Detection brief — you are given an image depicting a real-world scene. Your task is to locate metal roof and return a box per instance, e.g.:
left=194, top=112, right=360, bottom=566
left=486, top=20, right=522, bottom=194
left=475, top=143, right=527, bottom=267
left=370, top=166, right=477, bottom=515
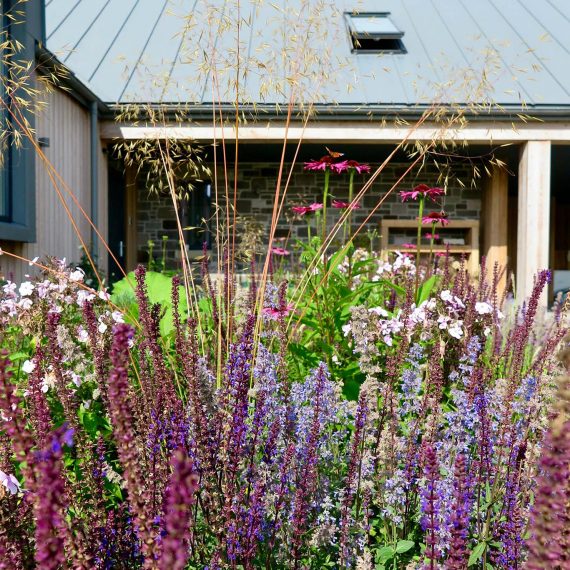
left=45, top=0, right=570, bottom=110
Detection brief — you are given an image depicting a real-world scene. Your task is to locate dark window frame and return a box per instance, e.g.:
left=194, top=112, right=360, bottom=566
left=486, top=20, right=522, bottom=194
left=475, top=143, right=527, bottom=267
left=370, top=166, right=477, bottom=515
left=181, top=182, right=212, bottom=250
left=344, top=12, right=407, bottom=54
left=0, top=0, right=37, bottom=241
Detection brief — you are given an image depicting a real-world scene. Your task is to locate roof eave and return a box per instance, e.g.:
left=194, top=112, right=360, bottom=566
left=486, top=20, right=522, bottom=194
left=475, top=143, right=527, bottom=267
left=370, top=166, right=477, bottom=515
left=104, top=101, right=570, bottom=123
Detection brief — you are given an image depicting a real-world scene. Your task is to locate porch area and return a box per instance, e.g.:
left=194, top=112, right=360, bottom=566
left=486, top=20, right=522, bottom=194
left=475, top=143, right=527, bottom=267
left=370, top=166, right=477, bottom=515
left=103, top=128, right=570, bottom=306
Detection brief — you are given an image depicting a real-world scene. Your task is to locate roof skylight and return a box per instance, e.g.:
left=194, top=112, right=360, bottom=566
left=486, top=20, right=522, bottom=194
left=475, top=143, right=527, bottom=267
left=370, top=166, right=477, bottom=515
left=345, top=12, right=406, bottom=54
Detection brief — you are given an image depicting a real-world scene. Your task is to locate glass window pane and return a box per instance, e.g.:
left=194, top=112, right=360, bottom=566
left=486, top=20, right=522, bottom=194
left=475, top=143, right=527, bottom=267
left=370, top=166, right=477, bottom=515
left=347, top=13, right=404, bottom=39
left=0, top=167, right=7, bottom=219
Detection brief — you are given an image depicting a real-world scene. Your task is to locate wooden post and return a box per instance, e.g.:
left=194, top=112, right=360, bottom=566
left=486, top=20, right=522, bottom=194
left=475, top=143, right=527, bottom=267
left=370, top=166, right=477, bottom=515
left=482, top=166, right=508, bottom=291
left=517, top=141, right=551, bottom=305
left=125, top=164, right=138, bottom=271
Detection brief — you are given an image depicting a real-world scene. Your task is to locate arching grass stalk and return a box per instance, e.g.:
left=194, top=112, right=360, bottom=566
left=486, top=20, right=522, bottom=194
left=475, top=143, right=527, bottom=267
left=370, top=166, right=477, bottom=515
left=415, top=195, right=425, bottom=294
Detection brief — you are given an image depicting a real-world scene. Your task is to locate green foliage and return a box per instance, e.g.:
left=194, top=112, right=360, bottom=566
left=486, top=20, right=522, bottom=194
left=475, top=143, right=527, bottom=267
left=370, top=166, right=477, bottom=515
left=289, top=239, right=396, bottom=399
left=111, top=270, right=188, bottom=337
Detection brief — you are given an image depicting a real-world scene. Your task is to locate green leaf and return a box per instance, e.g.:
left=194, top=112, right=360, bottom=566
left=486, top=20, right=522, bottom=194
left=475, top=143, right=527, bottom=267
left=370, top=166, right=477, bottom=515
left=468, top=542, right=487, bottom=566
left=376, top=546, right=395, bottom=564
left=379, top=279, right=406, bottom=297
left=395, top=540, right=415, bottom=554
left=341, top=376, right=361, bottom=401
left=8, top=352, right=28, bottom=362
left=416, top=275, right=440, bottom=305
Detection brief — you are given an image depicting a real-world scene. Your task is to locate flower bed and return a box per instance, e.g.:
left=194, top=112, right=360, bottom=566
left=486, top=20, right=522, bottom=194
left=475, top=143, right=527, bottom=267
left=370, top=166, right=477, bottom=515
left=0, top=157, right=568, bottom=568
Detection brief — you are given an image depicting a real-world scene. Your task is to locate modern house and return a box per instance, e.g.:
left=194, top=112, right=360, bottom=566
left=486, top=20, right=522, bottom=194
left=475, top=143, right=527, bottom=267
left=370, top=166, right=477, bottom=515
left=1, top=0, right=569, bottom=304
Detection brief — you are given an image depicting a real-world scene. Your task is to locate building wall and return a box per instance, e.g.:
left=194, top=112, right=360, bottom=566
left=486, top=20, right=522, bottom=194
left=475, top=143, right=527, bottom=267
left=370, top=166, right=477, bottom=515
left=136, top=161, right=481, bottom=268
left=0, top=87, right=108, bottom=282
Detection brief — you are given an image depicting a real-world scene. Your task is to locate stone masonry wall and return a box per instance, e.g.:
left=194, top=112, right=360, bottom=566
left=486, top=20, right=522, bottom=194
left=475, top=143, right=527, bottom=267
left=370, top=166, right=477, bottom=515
left=137, top=161, right=482, bottom=267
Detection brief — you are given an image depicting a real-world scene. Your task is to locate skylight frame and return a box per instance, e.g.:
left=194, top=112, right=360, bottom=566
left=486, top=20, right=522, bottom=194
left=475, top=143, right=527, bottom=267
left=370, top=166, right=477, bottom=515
left=344, top=12, right=407, bottom=54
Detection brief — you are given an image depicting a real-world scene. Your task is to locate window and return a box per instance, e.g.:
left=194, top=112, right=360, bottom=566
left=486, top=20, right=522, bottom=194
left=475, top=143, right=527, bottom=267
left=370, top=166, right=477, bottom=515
left=0, top=0, right=37, bottom=241
left=0, top=163, right=8, bottom=222
left=180, top=183, right=212, bottom=250
left=0, top=2, right=9, bottom=222
left=345, top=12, right=406, bottom=54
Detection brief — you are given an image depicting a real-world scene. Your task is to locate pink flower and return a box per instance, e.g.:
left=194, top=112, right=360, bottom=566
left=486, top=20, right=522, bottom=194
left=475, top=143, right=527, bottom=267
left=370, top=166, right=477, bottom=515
left=271, top=247, right=290, bottom=256
left=346, top=160, right=371, bottom=174
left=330, top=160, right=350, bottom=174
left=329, top=159, right=371, bottom=175
left=292, top=203, right=323, bottom=216
left=402, top=243, right=416, bottom=249
left=262, top=304, right=295, bottom=319
left=304, top=148, right=350, bottom=173
left=400, top=184, right=445, bottom=202
left=332, top=199, right=360, bottom=210
left=425, top=233, right=440, bottom=239
left=422, top=211, right=449, bottom=226
left=304, top=156, right=334, bottom=171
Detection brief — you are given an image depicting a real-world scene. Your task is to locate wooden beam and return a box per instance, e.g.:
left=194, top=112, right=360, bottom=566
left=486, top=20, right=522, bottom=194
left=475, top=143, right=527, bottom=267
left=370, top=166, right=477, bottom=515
left=125, top=165, right=138, bottom=271
left=100, top=120, right=570, bottom=143
left=517, top=141, right=551, bottom=305
left=482, top=166, right=509, bottom=290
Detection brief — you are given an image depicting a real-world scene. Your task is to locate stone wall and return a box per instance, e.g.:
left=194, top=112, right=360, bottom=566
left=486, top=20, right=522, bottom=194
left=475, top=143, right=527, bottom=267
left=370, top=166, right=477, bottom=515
left=136, top=161, right=482, bottom=267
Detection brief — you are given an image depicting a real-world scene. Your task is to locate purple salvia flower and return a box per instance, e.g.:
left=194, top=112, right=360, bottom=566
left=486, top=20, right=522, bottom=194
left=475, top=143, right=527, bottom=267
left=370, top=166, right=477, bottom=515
left=33, top=428, right=73, bottom=570
left=339, top=390, right=369, bottom=567
left=444, top=454, right=471, bottom=569
left=157, top=449, right=198, bottom=570
left=200, top=245, right=224, bottom=351
left=106, top=323, right=155, bottom=562
left=0, top=520, right=24, bottom=570
left=27, top=346, right=52, bottom=447
left=241, top=476, right=270, bottom=563
left=421, top=445, right=441, bottom=570
left=474, top=387, right=494, bottom=479
left=82, top=300, right=109, bottom=403
left=399, top=343, right=424, bottom=418
left=265, top=440, right=296, bottom=560
left=220, top=315, right=256, bottom=560
left=45, top=311, right=78, bottom=427
left=507, top=270, right=550, bottom=382
left=134, top=265, right=176, bottom=409
left=525, top=376, right=570, bottom=569
left=290, top=363, right=329, bottom=564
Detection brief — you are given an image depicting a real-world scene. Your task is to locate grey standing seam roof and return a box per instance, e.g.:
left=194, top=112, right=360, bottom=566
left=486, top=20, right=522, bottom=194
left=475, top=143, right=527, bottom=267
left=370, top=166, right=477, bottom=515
left=45, top=0, right=570, bottom=109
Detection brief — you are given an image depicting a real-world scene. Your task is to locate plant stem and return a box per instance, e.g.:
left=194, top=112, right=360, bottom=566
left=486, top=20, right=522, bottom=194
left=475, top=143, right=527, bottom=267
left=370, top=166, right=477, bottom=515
left=346, top=169, right=355, bottom=242
left=415, top=196, right=425, bottom=294
left=321, top=168, right=331, bottom=288
left=427, top=222, right=436, bottom=278
left=322, top=168, right=330, bottom=244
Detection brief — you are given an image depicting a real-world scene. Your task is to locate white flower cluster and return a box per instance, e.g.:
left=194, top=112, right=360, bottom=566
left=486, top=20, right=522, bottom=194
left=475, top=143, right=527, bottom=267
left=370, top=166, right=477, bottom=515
left=338, top=249, right=416, bottom=288
left=344, top=285, right=507, bottom=363
left=0, top=469, right=21, bottom=495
